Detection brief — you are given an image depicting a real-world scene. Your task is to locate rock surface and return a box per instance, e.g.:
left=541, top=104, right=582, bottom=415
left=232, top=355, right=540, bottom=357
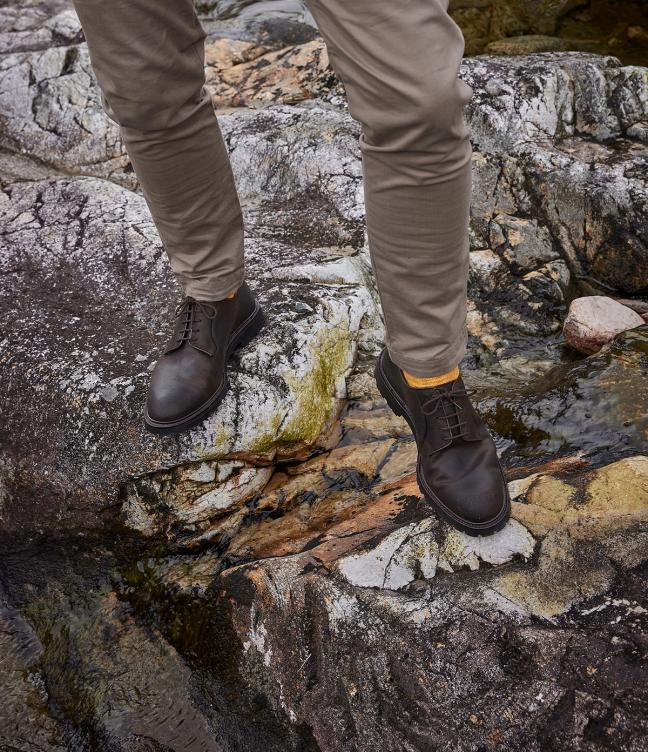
left=563, top=295, right=645, bottom=353
left=2, top=45, right=647, bottom=535
left=1, top=2, right=648, bottom=750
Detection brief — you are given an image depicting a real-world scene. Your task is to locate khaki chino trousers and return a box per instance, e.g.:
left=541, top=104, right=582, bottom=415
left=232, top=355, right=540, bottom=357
left=72, top=0, right=474, bottom=377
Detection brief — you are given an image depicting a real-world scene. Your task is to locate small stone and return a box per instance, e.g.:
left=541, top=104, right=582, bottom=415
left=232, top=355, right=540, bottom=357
left=469, top=249, right=504, bottom=292
left=294, top=301, right=314, bottom=314
left=562, top=296, right=644, bottom=355
left=626, top=121, right=648, bottom=142
left=99, top=385, right=118, bottom=403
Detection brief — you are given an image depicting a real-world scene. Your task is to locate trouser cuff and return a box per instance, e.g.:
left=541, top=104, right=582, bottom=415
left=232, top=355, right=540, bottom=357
left=387, top=327, right=467, bottom=379
left=181, top=271, right=245, bottom=302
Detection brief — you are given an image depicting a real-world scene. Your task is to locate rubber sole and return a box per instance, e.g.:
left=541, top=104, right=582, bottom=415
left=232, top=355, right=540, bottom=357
left=144, top=304, right=266, bottom=436
left=375, top=352, right=511, bottom=537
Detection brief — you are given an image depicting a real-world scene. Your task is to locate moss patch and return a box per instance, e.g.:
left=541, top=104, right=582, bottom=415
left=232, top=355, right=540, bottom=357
left=251, top=322, right=351, bottom=451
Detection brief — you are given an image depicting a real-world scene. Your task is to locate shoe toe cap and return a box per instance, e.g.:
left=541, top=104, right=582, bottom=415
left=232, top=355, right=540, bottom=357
left=145, top=355, right=221, bottom=425
left=420, top=448, right=510, bottom=531
left=437, top=476, right=509, bottom=527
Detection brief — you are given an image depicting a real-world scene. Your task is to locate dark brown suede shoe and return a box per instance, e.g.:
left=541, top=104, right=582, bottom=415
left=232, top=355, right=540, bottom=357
left=144, top=282, right=265, bottom=435
left=375, top=348, right=510, bottom=536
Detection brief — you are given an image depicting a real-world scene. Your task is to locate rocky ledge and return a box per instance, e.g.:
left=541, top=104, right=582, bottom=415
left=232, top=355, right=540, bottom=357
left=1, top=4, right=647, bottom=751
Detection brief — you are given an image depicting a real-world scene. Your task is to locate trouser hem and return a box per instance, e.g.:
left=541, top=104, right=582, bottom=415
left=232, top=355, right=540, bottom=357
left=387, top=327, right=467, bottom=378
left=182, top=271, right=245, bottom=302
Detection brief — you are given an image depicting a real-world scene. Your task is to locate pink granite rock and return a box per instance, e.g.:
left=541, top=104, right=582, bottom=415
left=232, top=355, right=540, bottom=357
left=563, top=296, right=645, bottom=354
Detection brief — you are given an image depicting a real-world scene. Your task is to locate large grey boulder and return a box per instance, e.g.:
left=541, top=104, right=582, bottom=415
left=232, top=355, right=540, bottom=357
left=2, top=41, right=646, bottom=294
left=0, top=3, right=82, bottom=55
left=0, top=43, right=130, bottom=186
left=0, top=174, right=377, bottom=535
left=464, top=52, right=648, bottom=293
left=2, top=42, right=647, bottom=535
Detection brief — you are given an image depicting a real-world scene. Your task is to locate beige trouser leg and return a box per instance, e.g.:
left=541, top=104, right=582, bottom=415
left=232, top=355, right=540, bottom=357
left=72, top=0, right=245, bottom=302
left=72, top=0, right=473, bottom=377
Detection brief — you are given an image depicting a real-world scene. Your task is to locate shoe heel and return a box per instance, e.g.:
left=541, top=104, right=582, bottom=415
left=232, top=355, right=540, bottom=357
left=374, top=357, right=405, bottom=419
left=233, top=307, right=266, bottom=352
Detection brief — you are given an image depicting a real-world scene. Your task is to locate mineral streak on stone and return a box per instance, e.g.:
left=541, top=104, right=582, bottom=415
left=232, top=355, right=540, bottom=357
left=206, top=37, right=335, bottom=108
left=336, top=518, right=536, bottom=590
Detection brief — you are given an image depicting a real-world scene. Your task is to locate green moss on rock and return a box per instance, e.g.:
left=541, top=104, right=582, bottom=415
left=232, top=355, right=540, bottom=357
left=250, top=323, right=351, bottom=452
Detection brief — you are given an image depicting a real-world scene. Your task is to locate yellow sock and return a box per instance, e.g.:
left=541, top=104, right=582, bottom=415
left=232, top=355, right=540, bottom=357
left=402, top=366, right=460, bottom=389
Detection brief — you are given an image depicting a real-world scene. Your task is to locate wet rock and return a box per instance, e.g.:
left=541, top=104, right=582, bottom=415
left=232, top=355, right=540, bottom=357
left=345, top=370, right=381, bottom=400
left=511, top=455, right=648, bottom=539
left=26, top=586, right=221, bottom=751
left=201, top=458, right=647, bottom=748
left=563, top=295, right=645, bottom=354
left=451, top=0, right=646, bottom=65
left=3, top=445, right=648, bottom=749
left=474, top=325, right=648, bottom=464
left=469, top=248, right=504, bottom=293
left=485, top=34, right=570, bottom=55
left=0, top=586, right=67, bottom=751
left=339, top=400, right=410, bottom=443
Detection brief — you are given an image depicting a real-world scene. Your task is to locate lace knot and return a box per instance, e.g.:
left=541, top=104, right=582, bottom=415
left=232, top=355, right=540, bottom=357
left=174, top=298, right=217, bottom=346
left=421, top=383, right=469, bottom=442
